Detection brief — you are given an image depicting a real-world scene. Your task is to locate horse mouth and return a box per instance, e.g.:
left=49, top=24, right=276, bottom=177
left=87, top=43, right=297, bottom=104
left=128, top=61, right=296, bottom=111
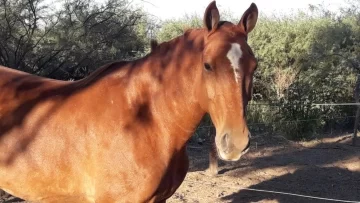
left=241, top=145, right=250, bottom=156
left=215, top=140, right=250, bottom=162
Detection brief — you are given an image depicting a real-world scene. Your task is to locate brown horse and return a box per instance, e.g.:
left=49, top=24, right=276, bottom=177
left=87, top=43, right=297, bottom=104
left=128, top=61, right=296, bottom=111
left=0, top=1, right=258, bottom=202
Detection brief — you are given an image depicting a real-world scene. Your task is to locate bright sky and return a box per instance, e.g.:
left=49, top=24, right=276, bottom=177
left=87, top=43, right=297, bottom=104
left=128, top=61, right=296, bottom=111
left=133, top=0, right=346, bottom=20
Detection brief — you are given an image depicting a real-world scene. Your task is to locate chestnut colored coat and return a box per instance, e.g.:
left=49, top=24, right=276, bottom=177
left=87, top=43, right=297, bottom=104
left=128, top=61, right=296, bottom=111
left=0, top=1, right=259, bottom=202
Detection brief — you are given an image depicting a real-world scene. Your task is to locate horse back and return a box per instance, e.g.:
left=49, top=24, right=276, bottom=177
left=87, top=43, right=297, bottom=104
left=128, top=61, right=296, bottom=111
left=0, top=66, right=98, bottom=200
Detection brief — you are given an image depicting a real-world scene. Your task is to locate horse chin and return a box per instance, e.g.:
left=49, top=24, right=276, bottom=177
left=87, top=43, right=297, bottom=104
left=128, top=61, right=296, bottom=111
left=216, top=148, right=246, bottom=162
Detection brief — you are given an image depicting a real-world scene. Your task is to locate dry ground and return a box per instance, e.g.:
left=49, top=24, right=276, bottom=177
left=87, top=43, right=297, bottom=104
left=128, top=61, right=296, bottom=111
left=169, top=134, right=360, bottom=203
left=1, top=134, right=359, bottom=203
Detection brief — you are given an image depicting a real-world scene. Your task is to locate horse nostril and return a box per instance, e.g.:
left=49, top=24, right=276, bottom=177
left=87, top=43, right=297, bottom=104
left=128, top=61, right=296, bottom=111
left=221, top=133, right=230, bottom=149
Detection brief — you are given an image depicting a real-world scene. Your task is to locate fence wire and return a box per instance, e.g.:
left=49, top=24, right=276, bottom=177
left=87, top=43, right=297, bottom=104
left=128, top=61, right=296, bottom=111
left=193, top=101, right=358, bottom=141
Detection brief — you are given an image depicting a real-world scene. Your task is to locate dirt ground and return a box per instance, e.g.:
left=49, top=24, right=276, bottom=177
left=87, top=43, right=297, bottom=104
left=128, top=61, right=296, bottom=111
left=169, top=134, right=360, bottom=203
left=1, top=134, right=359, bottom=203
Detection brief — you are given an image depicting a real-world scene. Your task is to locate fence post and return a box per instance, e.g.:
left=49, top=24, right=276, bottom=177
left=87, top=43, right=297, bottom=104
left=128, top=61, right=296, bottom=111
left=353, top=108, right=359, bottom=146
left=352, top=74, right=360, bottom=146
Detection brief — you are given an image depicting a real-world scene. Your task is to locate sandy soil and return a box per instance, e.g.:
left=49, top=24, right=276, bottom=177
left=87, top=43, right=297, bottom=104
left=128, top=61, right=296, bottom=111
left=1, top=134, right=359, bottom=203
left=169, top=134, right=360, bottom=203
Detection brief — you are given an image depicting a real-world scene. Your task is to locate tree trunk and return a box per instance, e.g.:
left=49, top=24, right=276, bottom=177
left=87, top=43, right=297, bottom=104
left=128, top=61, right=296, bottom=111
left=208, top=123, right=218, bottom=175
left=352, top=74, right=360, bottom=146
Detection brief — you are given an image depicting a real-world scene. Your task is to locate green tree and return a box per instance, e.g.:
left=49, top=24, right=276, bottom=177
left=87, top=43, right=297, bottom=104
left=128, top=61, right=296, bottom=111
left=155, top=14, right=202, bottom=42
left=154, top=3, right=360, bottom=140
left=0, top=0, right=151, bottom=80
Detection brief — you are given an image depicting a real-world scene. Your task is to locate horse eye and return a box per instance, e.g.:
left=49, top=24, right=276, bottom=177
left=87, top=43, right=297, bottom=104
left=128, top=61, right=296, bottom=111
left=204, top=63, right=212, bottom=71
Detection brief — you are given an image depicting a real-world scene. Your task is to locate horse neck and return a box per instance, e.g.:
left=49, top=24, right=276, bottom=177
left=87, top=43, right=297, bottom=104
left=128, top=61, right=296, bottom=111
left=149, top=29, right=206, bottom=149
left=84, top=29, right=207, bottom=151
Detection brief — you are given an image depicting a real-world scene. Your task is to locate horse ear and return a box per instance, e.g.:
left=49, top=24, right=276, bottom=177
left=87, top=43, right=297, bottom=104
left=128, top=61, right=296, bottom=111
left=203, top=1, right=220, bottom=32
left=238, top=3, right=258, bottom=34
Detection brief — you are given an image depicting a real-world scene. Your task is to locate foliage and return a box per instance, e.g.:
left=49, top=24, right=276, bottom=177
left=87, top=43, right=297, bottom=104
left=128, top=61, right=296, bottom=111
left=156, top=2, right=360, bottom=140
left=155, top=14, right=202, bottom=42
left=0, top=0, right=152, bottom=80
left=1, top=0, right=360, bottom=140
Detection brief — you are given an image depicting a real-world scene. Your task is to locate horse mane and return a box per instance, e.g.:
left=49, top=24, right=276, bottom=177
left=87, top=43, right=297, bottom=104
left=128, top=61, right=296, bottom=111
left=73, top=23, right=231, bottom=88
left=148, top=28, right=203, bottom=55
left=74, top=60, right=128, bottom=87
left=150, top=39, right=158, bottom=52
left=75, top=37, right=173, bottom=88
left=149, top=21, right=230, bottom=54
left=147, top=37, right=180, bottom=55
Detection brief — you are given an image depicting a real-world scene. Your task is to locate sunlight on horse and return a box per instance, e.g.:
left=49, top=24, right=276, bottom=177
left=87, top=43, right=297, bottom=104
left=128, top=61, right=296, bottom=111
left=0, top=1, right=258, bottom=202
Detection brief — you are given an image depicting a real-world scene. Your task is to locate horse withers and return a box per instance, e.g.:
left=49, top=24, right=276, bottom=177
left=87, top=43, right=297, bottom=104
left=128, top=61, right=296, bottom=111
left=0, top=1, right=258, bottom=202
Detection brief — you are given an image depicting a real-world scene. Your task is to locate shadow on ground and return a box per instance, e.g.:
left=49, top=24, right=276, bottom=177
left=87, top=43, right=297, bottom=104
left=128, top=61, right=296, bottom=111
left=186, top=134, right=360, bottom=202
left=221, top=166, right=360, bottom=203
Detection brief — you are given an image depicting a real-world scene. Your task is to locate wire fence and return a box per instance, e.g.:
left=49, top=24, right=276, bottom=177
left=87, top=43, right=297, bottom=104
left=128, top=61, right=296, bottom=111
left=187, top=102, right=360, bottom=203
left=193, top=101, right=358, bottom=142
left=181, top=179, right=360, bottom=203
left=196, top=116, right=356, bottom=128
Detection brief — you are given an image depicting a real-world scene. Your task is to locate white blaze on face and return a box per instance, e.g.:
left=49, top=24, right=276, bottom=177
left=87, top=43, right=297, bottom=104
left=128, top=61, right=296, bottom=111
left=226, top=43, right=242, bottom=84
